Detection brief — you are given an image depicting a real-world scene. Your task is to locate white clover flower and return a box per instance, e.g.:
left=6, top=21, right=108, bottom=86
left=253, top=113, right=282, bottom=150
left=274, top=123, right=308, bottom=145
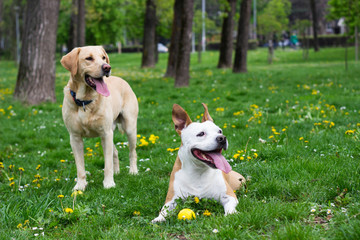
left=212, top=229, right=219, bottom=233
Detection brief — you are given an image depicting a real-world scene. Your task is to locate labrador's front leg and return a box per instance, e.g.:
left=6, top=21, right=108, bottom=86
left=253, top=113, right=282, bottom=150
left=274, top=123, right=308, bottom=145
left=70, top=134, right=88, bottom=191
left=102, top=131, right=116, bottom=189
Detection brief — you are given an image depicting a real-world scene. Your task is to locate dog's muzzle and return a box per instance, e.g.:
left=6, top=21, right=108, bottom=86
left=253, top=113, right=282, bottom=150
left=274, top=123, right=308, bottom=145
left=216, top=135, right=227, bottom=150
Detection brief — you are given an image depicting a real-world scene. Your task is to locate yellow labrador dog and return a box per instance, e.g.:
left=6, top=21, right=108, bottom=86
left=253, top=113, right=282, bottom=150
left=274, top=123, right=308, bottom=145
left=61, top=46, right=138, bottom=190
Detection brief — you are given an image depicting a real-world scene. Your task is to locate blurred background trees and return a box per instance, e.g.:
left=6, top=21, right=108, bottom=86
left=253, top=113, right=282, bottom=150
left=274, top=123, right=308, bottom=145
left=0, top=0, right=357, bottom=102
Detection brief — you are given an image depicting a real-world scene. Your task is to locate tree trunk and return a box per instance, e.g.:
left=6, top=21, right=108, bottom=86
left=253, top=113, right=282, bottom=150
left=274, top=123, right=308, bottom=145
left=233, top=0, right=251, bottom=73
left=77, top=0, right=85, bottom=47
left=141, top=0, right=156, bottom=68
left=0, top=0, right=3, bottom=52
left=309, top=0, right=319, bottom=52
left=68, top=0, right=85, bottom=50
left=174, top=0, right=194, bottom=87
left=164, top=0, right=182, bottom=78
left=198, top=32, right=202, bottom=63
left=14, top=0, right=60, bottom=104
left=217, top=0, right=236, bottom=69
left=268, top=39, right=273, bottom=64
left=355, top=26, right=358, bottom=61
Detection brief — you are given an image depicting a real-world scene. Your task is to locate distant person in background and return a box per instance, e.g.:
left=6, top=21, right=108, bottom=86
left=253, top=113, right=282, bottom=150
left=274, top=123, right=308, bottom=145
left=280, top=31, right=289, bottom=49
left=290, top=33, right=299, bottom=49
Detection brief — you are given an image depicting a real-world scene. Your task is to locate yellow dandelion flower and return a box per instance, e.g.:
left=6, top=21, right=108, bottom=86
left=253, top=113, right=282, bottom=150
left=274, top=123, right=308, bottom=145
left=9, top=182, right=15, bottom=187
left=65, top=208, right=73, bottom=213
left=36, top=165, right=41, bottom=170
left=299, top=137, right=304, bottom=141
left=253, top=153, right=258, bottom=158
left=194, top=197, right=200, bottom=204
left=240, top=156, right=244, bottom=161
left=18, top=167, right=24, bottom=172
left=24, top=220, right=29, bottom=225
left=203, top=210, right=211, bottom=216
left=60, top=160, right=66, bottom=163
left=133, top=210, right=140, bottom=216
left=233, top=153, right=240, bottom=159
left=17, top=223, right=22, bottom=229
left=269, top=135, right=274, bottom=139
left=71, top=190, right=83, bottom=197
left=58, top=194, right=64, bottom=199
left=8, top=177, right=14, bottom=182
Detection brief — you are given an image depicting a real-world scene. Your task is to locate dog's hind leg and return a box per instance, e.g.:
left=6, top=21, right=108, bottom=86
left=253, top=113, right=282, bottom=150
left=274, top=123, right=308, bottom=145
left=113, top=143, right=120, bottom=174
left=119, top=118, right=138, bottom=175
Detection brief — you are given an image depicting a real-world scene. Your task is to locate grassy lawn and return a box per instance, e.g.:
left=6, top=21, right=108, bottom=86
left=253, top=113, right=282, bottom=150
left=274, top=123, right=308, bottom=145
left=0, top=47, right=359, bottom=239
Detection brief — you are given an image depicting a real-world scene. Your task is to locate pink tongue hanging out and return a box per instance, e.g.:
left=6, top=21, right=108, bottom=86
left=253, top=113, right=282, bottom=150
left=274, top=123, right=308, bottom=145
left=206, top=152, right=232, bottom=174
left=94, top=78, right=110, bottom=97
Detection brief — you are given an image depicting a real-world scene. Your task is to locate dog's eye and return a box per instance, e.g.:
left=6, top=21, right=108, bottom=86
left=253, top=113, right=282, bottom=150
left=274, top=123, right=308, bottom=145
left=86, top=56, right=93, bottom=61
left=197, top=132, right=205, bottom=137
left=102, top=56, right=106, bottom=60
left=218, top=130, right=222, bottom=134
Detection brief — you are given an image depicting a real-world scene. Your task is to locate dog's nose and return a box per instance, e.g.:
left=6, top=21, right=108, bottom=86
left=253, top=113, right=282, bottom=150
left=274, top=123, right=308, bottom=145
left=102, top=63, right=111, bottom=73
left=216, top=135, right=227, bottom=145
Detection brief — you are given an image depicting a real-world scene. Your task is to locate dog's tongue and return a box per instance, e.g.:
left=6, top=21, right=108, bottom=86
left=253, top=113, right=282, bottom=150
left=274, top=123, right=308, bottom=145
left=94, top=78, right=110, bottom=97
left=207, top=152, right=232, bottom=174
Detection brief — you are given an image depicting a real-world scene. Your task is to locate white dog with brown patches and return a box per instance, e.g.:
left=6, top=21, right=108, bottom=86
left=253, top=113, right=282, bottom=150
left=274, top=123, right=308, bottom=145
left=152, top=104, right=245, bottom=222
left=60, top=46, right=138, bottom=191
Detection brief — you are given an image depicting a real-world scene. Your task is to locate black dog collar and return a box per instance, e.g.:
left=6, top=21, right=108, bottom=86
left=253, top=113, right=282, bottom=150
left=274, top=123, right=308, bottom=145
left=70, top=89, right=93, bottom=111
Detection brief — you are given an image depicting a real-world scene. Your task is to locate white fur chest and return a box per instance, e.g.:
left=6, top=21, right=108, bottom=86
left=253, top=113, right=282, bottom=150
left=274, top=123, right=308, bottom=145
left=173, top=167, right=227, bottom=200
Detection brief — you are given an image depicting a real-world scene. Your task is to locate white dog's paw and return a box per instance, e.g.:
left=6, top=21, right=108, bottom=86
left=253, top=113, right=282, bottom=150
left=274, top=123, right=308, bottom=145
left=151, top=215, right=166, bottom=223
left=224, top=208, right=237, bottom=216
left=103, top=179, right=116, bottom=189
left=129, top=167, right=138, bottom=175
left=73, top=181, right=88, bottom=191
left=114, top=168, right=120, bottom=175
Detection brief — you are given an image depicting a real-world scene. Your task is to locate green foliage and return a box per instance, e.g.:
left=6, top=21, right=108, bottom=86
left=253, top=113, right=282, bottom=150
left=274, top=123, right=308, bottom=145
left=0, top=48, right=360, bottom=238
left=328, top=0, right=360, bottom=36
left=257, top=0, right=291, bottom=38
left=156, top=0, right=174, bottom=40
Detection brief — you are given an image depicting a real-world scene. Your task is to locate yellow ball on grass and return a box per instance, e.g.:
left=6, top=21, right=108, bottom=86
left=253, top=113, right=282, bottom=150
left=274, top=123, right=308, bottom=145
left=177, top=208, right=196, bottom=220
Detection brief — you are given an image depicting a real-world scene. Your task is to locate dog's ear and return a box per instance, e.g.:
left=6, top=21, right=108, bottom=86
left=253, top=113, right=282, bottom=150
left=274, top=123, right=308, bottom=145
left=201, top=103, right=214, bottom=122
left=101, top=46, right=110, bottom=64
left=172, top=104, right=192, bottom=134
left=61, top=47, right=80, bottom=76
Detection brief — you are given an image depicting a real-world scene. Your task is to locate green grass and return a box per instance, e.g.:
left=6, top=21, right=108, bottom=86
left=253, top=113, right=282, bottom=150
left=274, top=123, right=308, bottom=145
left=1, top=47, right=360, bottom=239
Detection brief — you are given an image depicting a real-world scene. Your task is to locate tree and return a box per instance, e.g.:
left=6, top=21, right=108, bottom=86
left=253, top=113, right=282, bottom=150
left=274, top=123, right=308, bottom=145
left=257, top=0, right=291, bottom=64
left=67, top=0, right=85, bottom=50
left=164, top=0, right=182, bottom=78
left=174, top=0, right=194, bottom=87
left=14, top=0, right=60, bottom=104
left=328, top=0, right=360, bottom=62
left=233, top=0, right=251, bottom=73
left=141, top=0, right=157, bottom=68
left=309, top=0, right=319, bottom=52
left=218, top=0, right=236, bottom=68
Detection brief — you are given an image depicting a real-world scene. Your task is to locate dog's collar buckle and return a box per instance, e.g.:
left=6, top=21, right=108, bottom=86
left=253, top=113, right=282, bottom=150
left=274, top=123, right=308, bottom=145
left=70, top=89, right=93, bottom=112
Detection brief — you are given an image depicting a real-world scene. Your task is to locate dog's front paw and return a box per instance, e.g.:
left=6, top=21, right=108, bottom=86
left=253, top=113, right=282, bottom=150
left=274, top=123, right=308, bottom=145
left=224, top=208, right=237, bottom=216
left=129, top=167, right=138, bottom=175
left=73, top=181, right=88, bottom=191
left=151, top=215, right=166, bottom=223
left=103, top=179, right=116, bottom=189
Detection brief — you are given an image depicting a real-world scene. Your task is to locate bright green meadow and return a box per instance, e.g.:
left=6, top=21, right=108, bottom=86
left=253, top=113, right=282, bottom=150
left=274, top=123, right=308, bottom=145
left=0, top=48, right=359, bottom=239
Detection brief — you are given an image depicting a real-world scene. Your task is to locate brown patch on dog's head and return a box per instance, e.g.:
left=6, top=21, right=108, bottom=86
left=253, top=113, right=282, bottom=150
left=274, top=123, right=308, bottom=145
left=172, top=104, right=192, bottom=135
left=201, top=103, right=213, bottom=122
